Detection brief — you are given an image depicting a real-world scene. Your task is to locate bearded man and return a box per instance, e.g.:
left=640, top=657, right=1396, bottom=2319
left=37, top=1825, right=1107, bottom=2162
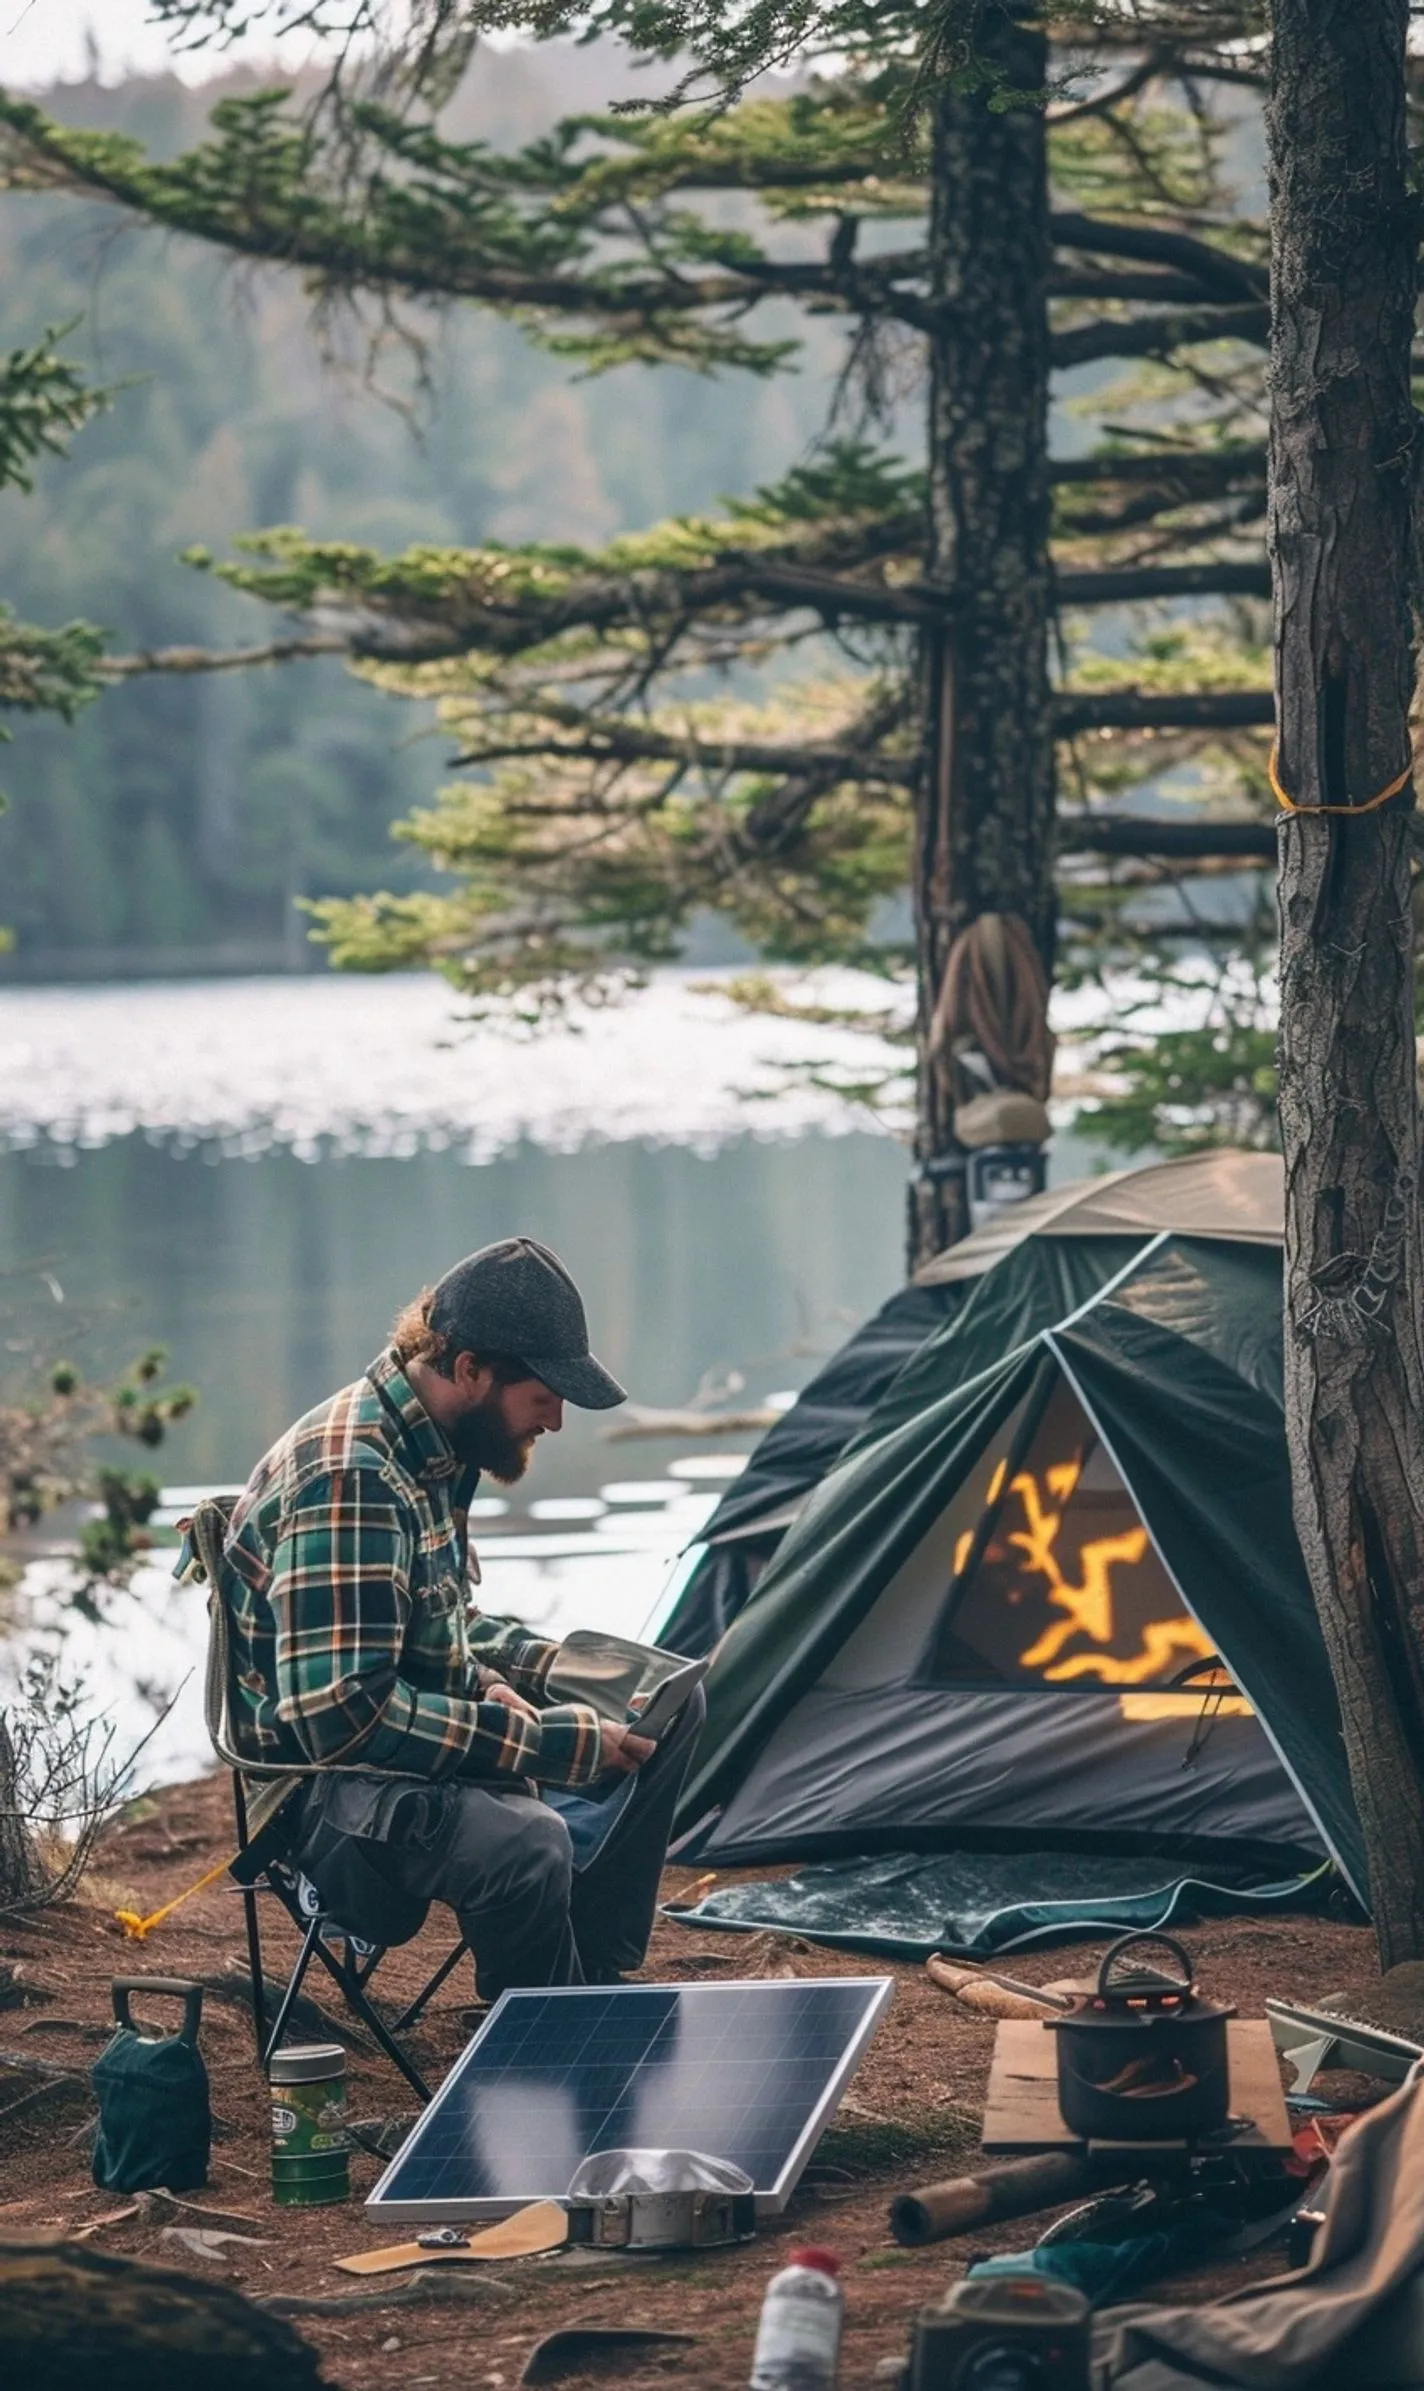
left=219, top=1237, right=703, bottom=2002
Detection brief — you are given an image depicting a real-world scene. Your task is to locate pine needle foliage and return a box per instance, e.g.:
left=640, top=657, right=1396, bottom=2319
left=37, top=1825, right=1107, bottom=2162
left=0, top=5, right=1306, bottom=1146
left=0, top=330, right=111, bottom=740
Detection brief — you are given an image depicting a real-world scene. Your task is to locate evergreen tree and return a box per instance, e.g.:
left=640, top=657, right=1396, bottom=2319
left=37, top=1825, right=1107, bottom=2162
left=1269, top=0, right=1424, bottom=1968
left=0, top=328, right=108, bottom=769
left=1, top=7, right=1280, bottom=1250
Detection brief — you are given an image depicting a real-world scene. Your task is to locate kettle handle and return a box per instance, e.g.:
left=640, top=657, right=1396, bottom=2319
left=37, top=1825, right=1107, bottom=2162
left=112, top=1976, right=204, bottom=2045
left=1095, top=1931, right=1195, bottom=1999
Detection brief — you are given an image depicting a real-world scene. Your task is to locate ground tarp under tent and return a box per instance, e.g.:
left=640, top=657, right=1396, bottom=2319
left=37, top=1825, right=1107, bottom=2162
left=672, top=1849, right=1335, bottom=1961
left=670, top=1152, right=1368, bottom=1945
left=660, top=1152, right=1290, bottom=1659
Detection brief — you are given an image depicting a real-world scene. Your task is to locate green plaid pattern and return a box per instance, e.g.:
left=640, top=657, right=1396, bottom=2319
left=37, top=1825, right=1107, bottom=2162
left=220, top=1347, right=605, bottom=1786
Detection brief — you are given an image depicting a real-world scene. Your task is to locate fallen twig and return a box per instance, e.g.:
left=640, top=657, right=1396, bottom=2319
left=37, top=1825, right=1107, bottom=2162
left=925, top=1957, right=1077, bottom=2018
left=261, top=2267, right=517, bottom=2316
left=0, top=2073, right=83, bottom=2127
left=73, top=2203, right=141, bottom=2239
left=0, top=2045, right=83, bottom=2078
left=135, top=2188, right=266, bottom=2233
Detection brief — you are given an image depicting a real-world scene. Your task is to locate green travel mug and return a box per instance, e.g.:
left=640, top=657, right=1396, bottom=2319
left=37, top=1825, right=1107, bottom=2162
left=269, top=2042, right=350, bottom=2206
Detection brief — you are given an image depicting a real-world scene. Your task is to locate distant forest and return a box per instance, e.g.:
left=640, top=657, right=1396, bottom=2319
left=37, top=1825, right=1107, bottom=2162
left=0, top=52, right=834, bottom=974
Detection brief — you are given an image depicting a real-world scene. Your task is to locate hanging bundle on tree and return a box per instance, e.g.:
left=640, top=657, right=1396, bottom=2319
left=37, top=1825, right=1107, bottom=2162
left=929, top=912, right=1055, bottom=1148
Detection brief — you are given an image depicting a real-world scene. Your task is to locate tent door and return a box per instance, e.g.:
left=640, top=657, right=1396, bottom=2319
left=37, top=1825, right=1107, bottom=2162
left=922, top=1372, right=1244, bottom=1720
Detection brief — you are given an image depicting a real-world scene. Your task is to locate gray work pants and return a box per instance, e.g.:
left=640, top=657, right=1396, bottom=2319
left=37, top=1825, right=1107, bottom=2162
left=292, top=1684, right=705, bottom=2003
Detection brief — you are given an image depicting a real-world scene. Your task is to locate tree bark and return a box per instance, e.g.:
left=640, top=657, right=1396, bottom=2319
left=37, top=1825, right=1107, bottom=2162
left=1269, top=0, right=1424, bottom=1966
left=911, top=4, right=1055, bottom=1266
left=0, top=1718, right=40, bottom=1912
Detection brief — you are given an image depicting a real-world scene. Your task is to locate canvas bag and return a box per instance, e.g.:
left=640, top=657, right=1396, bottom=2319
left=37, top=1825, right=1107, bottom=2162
left=91, top=1978, right=210, bottom=2194
left=1094, top=2060, right=1424, bottom=2389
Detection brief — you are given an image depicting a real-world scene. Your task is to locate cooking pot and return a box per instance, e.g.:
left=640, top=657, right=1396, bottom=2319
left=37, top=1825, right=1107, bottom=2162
left=1046, top=1931, right=1235, bottom=2143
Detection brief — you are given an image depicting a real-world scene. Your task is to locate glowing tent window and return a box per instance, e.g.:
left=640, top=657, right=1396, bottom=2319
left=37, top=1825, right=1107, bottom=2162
left=932, top=1382, right=1221, bottom=1690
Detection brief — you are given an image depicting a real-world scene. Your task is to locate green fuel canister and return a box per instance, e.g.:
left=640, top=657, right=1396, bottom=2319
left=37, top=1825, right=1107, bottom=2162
left=269, top=2043, right=350, bottom=2205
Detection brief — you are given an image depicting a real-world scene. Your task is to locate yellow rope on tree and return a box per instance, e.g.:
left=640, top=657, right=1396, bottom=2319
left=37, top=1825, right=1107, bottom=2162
left=1270, top=741, right=1414, bottom=816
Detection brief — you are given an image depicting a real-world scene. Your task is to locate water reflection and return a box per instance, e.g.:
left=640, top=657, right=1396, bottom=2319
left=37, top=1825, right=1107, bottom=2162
left=0, top=1117, right=909, bottom=1785
left=0, top=1129, right=908, bottom=1493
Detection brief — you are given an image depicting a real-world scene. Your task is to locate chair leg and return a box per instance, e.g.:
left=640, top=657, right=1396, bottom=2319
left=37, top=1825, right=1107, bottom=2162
left=261, top=1911, right=324, bottom=2068
left=390, top=1940, right=466, bottom=2034
left=307, top=1931, right=432, bottom=2103
left=232, top=1775, right=267, bottom=2058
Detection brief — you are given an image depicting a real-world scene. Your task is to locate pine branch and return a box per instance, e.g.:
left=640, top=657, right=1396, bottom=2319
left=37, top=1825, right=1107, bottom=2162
left=451, top=717, right=918, bottom=786
left=1049, top=268, right=1241, bottom=301
left=1058, top=814, right=1275, bottom=861
left=99, top=634, right=347, bottom=676
left=1056, top=687, right=1272, bottom=732
left=0, top=327, right=114, bottom=495
left=1055, top=559, right=1270, bottom=604
left=0, top=97, right=1282, bottom=372
left=1050, top=443, right=1266, bottom=489
left=1049, top=210, right=1268, bottom=303
left=449, top=690, right=1273, bottom=792
left=173, top=547, right=1271, bottom=656
left=1050, top=301, right=1268, bottom=369
left=0, top=611, right=108, bottom=719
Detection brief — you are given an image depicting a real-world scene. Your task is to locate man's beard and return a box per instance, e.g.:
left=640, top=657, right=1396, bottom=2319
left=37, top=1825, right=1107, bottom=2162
left=447, top=1390, right=537, bottom=1485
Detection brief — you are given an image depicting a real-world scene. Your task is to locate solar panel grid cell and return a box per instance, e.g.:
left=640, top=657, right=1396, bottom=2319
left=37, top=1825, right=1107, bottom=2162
left=368, top=1978, right=893, bottom=2219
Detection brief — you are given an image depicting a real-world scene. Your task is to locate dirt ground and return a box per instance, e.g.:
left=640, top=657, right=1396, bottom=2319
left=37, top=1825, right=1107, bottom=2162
left=0, top=1774, right=1383, bottom=2388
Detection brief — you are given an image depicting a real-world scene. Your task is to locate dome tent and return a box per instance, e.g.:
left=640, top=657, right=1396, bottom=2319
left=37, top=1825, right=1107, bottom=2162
left=671, top=1154, right=1366, bottom=1916
left=661, top=1151, right=1286, bottom=1658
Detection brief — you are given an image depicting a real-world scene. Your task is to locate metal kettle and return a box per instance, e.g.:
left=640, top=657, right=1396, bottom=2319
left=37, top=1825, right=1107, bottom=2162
left=1046, top=1930, right=1235, bottom=2143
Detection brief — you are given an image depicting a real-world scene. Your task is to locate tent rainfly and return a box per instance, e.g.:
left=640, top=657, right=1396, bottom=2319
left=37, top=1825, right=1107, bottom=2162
left=661, top=1150, right=1288, bottom=1658
left=671, top=1153, right=1366, bottom=1905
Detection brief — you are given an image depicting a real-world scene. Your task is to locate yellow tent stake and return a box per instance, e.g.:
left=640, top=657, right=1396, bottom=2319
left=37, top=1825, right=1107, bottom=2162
left=115, top=1852, right=235, bottom=1941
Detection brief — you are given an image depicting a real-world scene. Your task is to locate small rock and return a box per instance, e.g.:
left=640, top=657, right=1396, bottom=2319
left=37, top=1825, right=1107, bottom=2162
left=381, top=2336, right=402, bottom=2353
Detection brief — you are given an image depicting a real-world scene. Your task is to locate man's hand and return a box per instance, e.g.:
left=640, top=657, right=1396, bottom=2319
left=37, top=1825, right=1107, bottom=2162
left=480, top=1676, right=540, bottom=1723
left=599, top=1721, right=657, bottom=1776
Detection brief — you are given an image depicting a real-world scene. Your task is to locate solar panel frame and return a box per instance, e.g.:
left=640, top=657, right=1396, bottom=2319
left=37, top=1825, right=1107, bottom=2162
left=366, top=1976, right=894, bottom=2221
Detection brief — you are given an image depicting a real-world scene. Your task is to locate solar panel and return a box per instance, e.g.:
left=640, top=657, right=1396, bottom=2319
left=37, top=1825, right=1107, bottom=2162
left=368, top=1976, right=894, bottom=2220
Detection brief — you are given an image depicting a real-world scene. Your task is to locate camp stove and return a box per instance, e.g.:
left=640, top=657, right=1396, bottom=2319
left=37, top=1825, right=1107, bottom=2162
left=562, top=2147, right=757, bottom=2250
left=564, top=2184, right=757, bottom=2250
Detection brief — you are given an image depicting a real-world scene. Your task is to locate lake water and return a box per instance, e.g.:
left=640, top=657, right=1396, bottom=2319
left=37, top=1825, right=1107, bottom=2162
left=0, top=970, right=921, bottom=1491
left=0, top=968, right=1114, bottom=1782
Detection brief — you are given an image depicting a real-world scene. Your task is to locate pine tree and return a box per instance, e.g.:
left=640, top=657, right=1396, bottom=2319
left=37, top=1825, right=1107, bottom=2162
left=0, top=7, right=1281, bottom=1252
left=1268, top=0, right=1424, bottom=1968
left=0, top=325, right=111, bottom=944
left=0, top=330, right=108, bottom=729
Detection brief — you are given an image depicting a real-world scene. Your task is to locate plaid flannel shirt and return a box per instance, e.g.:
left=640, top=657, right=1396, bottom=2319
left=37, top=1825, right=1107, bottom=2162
left=219, top=1347, right=606, bottom=1787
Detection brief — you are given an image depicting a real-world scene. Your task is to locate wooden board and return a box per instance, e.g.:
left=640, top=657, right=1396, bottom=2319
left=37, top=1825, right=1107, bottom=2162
left=982, top=2018, right=1292, bottom=2161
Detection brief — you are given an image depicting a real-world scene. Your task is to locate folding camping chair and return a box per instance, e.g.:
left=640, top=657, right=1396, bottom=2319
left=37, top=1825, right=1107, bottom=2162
left=181, top=1495, right=468, bottom=2104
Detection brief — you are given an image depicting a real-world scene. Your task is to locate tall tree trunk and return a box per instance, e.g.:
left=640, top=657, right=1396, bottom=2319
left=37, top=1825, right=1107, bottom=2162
left=909, top=5, right=1056, bottom=1269
left=1269, top=0, right=1424, bottom=1966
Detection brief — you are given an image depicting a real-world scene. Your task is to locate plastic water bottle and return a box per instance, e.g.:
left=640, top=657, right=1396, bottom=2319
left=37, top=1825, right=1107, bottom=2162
left=749, top=2246, right=843, bottom=2388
